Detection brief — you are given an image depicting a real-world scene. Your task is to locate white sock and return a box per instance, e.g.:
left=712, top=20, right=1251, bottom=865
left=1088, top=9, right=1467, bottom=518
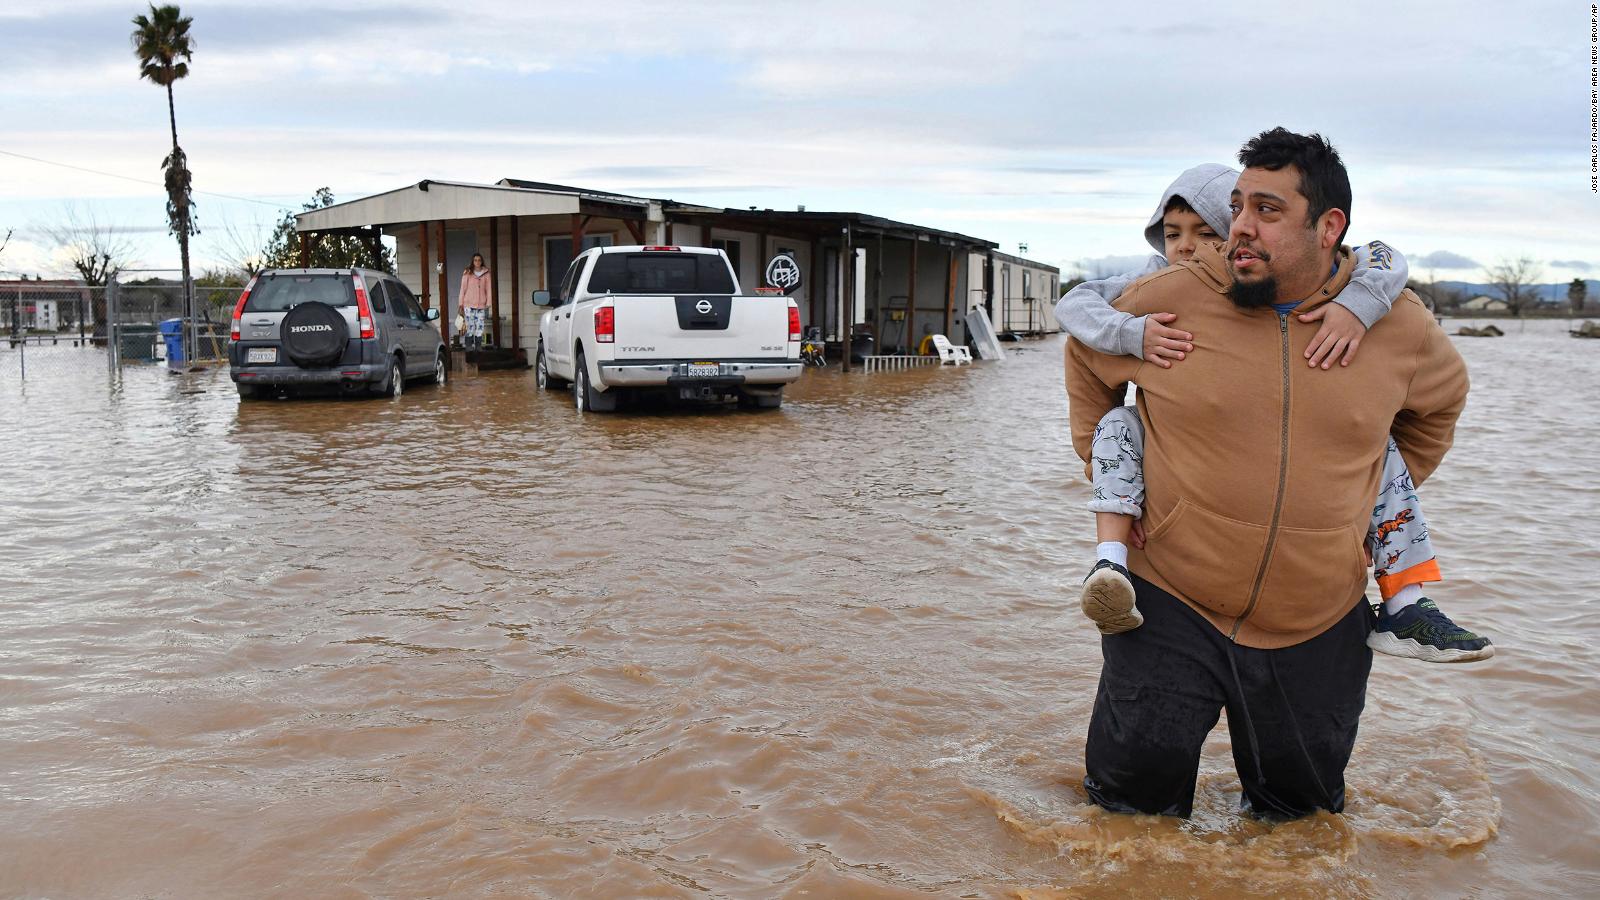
left=1096, top=542, right=1128, bottom=569
left=1384, top=584, right=1425, bottom=615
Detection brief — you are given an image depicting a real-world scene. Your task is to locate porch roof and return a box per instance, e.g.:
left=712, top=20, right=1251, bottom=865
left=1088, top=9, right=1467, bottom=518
left=666, top=205, right=997, bottom=251
left=294, top=179, right=667, bottom=233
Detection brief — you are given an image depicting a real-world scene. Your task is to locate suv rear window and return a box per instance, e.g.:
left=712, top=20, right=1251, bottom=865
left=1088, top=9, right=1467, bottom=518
left=586, top=253, right=736, bottom=295
left=246, top=274, right=354, bottom=311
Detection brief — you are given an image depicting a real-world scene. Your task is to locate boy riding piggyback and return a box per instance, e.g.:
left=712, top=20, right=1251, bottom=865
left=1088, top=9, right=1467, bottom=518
left=1056, top=163, right=1492, bottom=663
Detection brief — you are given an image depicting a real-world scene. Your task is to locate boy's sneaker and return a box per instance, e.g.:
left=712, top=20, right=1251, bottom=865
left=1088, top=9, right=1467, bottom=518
left=1080, top=560, right=1142, bottom=635
left=1368, top=598, right=1494, bottom=663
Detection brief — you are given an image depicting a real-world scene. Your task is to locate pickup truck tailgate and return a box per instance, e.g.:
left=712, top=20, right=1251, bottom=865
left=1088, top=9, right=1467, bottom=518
left=612, top=295, right=792, bottom=359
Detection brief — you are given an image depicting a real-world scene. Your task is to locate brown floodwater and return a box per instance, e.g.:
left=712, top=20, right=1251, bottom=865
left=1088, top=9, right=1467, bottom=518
left=1, top=318, right=1597, bottom=898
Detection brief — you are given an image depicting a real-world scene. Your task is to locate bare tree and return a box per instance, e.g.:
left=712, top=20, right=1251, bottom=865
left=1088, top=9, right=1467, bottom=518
left=1486, top=255, right=1544, bottom=317
left=214, top=215, right=271, bottom=280
left=40, top=205, right=139, bottom=286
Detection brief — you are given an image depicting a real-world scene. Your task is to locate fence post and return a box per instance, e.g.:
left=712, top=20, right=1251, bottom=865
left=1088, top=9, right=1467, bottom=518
left=106, top=279, right=119, bottom=375
left=185, top=276, right=196, bottom=370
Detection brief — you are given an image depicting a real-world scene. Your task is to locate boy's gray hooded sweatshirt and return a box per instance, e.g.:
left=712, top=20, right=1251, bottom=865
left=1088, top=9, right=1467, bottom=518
left=1053, top=163, right=1406, bottom=358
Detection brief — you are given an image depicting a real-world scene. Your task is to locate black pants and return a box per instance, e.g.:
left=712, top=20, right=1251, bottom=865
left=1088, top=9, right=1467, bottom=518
left=1084, top=576, right=1373, bottom=819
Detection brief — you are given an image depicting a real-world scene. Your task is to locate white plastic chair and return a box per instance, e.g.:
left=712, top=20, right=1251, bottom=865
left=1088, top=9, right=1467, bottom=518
left=929, top=334, right=972, bottom=365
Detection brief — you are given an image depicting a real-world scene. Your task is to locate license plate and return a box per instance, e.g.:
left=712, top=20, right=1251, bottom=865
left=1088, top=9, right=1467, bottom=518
left=685, top=363, right=720, bottom=377
left=247, top=348, right=277, bottom=364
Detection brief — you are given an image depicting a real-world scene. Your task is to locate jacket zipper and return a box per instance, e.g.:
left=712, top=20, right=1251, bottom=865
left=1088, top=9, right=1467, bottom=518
left=1231, top=312, right=1292, bottom=640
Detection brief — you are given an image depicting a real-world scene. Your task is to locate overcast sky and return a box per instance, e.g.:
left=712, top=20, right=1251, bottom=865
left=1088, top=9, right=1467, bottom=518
left=0, top=0, right=1591, bottom=285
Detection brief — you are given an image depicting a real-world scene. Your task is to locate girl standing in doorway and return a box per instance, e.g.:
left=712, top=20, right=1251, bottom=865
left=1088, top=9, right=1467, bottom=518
left=458, top=252, right=492, bottom=349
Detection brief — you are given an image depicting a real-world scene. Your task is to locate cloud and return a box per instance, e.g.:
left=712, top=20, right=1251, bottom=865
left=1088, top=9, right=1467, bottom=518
left=1412, top=250, right=1481, bottom=270
left=1070, top=254, right=1154, bottom=280
left=572, top=165, right=716, bottom=181
left=1548, top=260, right=1593, bottom=272
left=1001, top=166, right=1112, bottom=176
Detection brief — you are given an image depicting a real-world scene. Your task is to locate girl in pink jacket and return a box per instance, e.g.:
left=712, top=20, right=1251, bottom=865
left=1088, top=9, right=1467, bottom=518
left=458, top=253, right=492, bottom=349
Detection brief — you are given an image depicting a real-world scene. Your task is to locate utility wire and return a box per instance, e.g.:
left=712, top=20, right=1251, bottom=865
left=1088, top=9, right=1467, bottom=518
left=0, top=148, right=298, bottom=209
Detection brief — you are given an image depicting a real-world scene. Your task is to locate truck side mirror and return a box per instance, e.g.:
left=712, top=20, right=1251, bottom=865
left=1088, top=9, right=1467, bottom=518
left=533, top=290, right=552, bottom=307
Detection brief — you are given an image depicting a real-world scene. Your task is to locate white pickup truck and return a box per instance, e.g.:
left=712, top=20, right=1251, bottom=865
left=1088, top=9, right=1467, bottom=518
left=532, top=245, right=803, bottom=411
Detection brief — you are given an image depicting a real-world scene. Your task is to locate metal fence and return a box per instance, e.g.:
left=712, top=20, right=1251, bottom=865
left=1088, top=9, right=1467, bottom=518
left=0, top=280, right=242, bottom=382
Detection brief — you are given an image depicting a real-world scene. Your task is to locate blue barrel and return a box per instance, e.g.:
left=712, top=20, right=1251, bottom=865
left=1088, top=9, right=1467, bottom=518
left=158, top=318, right=185, bottom=366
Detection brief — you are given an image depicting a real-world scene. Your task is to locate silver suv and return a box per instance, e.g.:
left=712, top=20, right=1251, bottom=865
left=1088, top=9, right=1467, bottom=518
left=227, top=268, right=446, bottom=399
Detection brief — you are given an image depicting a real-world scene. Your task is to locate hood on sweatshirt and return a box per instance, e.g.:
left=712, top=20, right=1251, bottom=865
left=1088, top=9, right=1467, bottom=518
left=1143, top=163, right=1239, bottom=255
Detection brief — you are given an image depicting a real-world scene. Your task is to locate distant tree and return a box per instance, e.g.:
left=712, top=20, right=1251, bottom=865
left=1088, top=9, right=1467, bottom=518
left=215, top=216, right=270, bottom=280
left=1405, top=278, right=1435, bottom=310
left=1061, top=276, right=1084, bottom=295
left=40, top=204, right=137, bottom=286
left=1569, top=278, right=1588, bottom=313
left=262, top=188, right=393, bottom=272
left=1487, top=255, right=1543, bottom=317
left=0, top=228, right=10, bottom=265
left=132, top=2, right=198, bottom=356
left=195, top=266, right=245, bottom=318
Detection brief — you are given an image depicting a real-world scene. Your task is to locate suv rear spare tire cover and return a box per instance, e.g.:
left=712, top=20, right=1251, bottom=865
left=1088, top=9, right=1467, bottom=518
left=281, top=301, right=349, bottom=367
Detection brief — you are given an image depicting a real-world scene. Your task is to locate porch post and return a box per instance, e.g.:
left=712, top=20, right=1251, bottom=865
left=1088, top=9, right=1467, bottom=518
left=905, top=237, right=918, bottom=353
left=489, top=216, right=502, bottom=347
left=809, top=240, right=821, bottom=330
left=418, top=222, right=430, bottom=310
left=509, top=216, right=521, bottom=350
left=436, top=220, right=450, bottom=348
left=841, top=225, right=853, bottom=373
left=943, top=247, right=956, bottom=337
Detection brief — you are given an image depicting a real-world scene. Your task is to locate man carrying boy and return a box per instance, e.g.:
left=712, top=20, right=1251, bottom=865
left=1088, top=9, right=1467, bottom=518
left=1064, top=128, right=1470, bottom=818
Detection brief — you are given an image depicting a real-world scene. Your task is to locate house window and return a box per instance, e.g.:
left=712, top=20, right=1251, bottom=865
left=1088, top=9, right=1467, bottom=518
left=712, top=238, right=742, bottom=284
left=544, top=234, right=613, bottom=291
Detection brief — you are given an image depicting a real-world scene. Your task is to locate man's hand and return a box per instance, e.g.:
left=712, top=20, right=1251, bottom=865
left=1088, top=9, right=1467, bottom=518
left=1130, top=518, right=1146, bottom=550
left=1298, top=303, right=1368, bottom=369
left=1143, top=313, right=1193, bottom=368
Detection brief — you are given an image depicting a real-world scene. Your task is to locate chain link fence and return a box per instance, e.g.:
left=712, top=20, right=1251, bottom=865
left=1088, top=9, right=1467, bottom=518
left=0, top=283, right=107, bottom=380
left=0, top=280, right=242, bottom=382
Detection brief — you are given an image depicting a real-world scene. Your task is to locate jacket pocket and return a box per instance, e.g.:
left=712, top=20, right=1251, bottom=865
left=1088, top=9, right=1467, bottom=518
left=1142, top=498, right=1268, bottom=618
left=1250, top=521, right=1367, bottom=635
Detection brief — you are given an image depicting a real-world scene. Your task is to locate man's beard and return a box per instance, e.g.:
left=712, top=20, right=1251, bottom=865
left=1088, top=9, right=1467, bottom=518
left=1228, top=274, right=1279, bottom=309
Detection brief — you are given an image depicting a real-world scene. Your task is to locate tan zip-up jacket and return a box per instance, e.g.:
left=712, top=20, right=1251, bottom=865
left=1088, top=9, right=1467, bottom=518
left=1066, top=242, right=1469, bottom=649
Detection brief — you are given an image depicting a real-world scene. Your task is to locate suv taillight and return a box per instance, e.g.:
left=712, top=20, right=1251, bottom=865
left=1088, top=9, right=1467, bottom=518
left=351, top=273, right=375, bottom=339
left=230, top=276, right=258, bottom=341
left=788, top=306, right=801, bottom=342
left=595, top=305, right=615, bottom=343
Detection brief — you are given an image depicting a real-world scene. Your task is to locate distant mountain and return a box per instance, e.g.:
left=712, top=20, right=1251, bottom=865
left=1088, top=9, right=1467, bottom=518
left=1433, top=279, right=1597, bottom=306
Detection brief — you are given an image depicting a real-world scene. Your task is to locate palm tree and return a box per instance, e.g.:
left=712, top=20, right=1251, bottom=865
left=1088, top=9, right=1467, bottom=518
left=131, top=4, right=197, bottom=362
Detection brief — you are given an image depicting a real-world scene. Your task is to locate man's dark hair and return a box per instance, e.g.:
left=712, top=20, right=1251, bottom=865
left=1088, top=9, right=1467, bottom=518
left=1237, top=128, right=1351, bottom=245
left=1163, top=195, right=1195, bottom=216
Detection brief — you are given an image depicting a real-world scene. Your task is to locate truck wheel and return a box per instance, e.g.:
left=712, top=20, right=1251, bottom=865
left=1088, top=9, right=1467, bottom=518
left=236, top=383, right=259, bottom=400
left=537, top=342, right=568, bottom=390
left=573, top=349, right=617, bottom=412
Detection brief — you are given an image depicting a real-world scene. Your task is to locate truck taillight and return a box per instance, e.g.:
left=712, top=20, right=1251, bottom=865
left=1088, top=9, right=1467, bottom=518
left=229, top=276, right=258, bottom=341
left=642, top=246, right=681, bottom=252
left=351, top=273, right=375, bottom=339
left=788, top=306, right=801, bottom=342
left=595, top=306, right=615, bottom=342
